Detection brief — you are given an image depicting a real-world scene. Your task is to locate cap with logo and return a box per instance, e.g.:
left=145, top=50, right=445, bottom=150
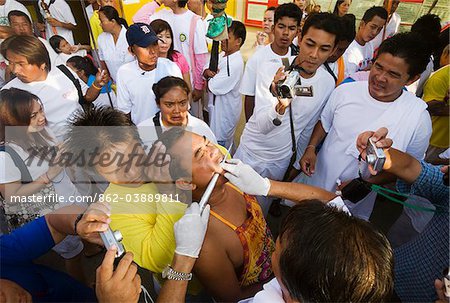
left=126, top=23, right=160, bottom=47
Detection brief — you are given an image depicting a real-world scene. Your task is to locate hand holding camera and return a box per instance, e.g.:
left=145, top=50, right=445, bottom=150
left=356, top=127, right=393, bottom=174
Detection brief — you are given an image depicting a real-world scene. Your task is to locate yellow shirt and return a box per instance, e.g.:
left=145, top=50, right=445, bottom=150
left=422, top=65, right=449, bottom=148
left=107, top=182, right=186, bottom=273
left=89, top=11, right=103, bottom=49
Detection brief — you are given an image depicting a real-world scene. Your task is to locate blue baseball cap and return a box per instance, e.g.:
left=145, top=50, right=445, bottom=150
left=126, top=23, right=159, bottom=47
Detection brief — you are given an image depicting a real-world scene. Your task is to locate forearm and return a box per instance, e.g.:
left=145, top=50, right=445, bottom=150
left=156, top=255, right=195, bottom=303
left=58, top=21, right=76, bottom=30
left=46, top=204, right=87, bottom=242
left=307, top=121, right=327, bottom=147
left=85, top=84, right=102, bottom=102
left=2, top=175, right=54, bottom=201
left=381, top=148, right=422, bottom=184
left=427, top=101, right=449, bottom=116
left=366, top=171, right=397, bottom=185
left=268, top=180, right=336, bottom=203
left=244, top=95, right=255, bottom=122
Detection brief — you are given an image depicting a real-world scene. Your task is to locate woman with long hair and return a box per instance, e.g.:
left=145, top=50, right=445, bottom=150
left=150, top=19, right=192, bottom=91
left=333, top=0, right=352, bottom=17
left=97, top=5, right=133, bottom=83
left=0, top=88, right=85, bottom=280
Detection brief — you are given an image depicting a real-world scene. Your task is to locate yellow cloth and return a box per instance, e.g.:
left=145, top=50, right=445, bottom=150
left=89, top=11, right=103, bottom=49
left=108, top=182, right=186, bottom=273
left=422, top=65, right=449, bottom=148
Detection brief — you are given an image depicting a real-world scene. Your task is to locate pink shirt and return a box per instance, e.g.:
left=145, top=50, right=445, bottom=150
left=172, top=51, right=190, bottom=74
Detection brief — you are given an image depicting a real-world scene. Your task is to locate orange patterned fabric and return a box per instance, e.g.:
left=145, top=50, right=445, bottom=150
left=210, top=189, right=275, bottom=287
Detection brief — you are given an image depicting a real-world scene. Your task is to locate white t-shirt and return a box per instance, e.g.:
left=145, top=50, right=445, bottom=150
left=2, top=68, right=88, bottom=140
left=98, top=26, right=134, bottom=83
left=306, top=81, right=432, bottom=192
left=240, top=44, right=292, bottom=112
left=343, top=39, right=374, bottom=78
left=38, top=37, right=59, bottom=68
left=116, top=58, right=182, bottom=125
left=138, top=112, right=216, bottom=150
left=239, top=278, right=284, bottom=303
left=206, top=51, right=244, bottom=146
left=149, top=9, right=208, bottom=76
left=370, top=12, right=401, bottom=51
left=39, top=0, right=77, bottom=45
left=0, top=0, right=31, bottom=26
left=0, top=141, right=79, bottom=202
left=237, top=64, right=335, bottom=163
left=54, top=49, right=87, bottom=67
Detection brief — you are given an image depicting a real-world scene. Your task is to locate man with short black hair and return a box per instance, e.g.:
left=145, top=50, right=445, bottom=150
left=236, top=12, right=340, bottom=214
left=326, top=14, right=356, bottom=85
left=343, top=6, right=387, bottom=77
left=241, top=3, right=301, bottom=122
left=8, top=10, right=58, bottom=65
left=300, top=32, right=432, bottom=193
left=116, top=23, right=182, bottom=125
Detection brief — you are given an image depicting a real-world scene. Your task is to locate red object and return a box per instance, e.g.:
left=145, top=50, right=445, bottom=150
left=244, top=0, right=279, bottom=27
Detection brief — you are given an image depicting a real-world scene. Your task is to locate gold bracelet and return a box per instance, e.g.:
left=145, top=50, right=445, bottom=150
left=306, top=145, right=316, bottom=150
left=92, top=83, right=102, bottom=90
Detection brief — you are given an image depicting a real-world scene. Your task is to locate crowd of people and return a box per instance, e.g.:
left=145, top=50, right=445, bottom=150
left=0, top=0, right=448, bottom=302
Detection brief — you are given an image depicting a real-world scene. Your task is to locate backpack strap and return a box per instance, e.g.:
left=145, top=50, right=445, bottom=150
left=57, top=64, right=91, bottom=111
left=0, top=145, right=33, bottom=184
left=323, top=61, right=338, bottom=84
left=152, top=112, right=162, bottom=139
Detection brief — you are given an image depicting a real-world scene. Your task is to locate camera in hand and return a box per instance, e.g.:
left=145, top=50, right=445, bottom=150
left=366, top=138, right=386, bottom=172
left=100, top=227, right=125, bottom=258
left=277, top=70, right=313, bottom=99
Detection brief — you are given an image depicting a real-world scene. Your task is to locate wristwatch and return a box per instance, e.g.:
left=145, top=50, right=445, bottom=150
left=162, top=265, right=192, bottom=281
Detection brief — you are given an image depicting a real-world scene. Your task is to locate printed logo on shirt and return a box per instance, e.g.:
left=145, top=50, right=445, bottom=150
left=63, top=88, right=79, bottom=100
left=179, top=33, right=186, bottom=43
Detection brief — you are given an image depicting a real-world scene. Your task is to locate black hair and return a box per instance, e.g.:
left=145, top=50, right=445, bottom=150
left=279, top=200, right=394, bottom=302
left=99, top=5, right=128, bottom=29
left=332, top=0, right=351, bottom=16
left=411, top=14, right=441, bottom=54
left=66, top=56, right=98, bottom=77
left=376, top=32, right=432, bottom=79
left=158, top=127, right=191, bottom=180
left=1, top=35, right=51, bottom=71
left=64, top=107, right=141, bottom=171
left=49, top=35, right=65, bottom=54
left=339, top=13, right=356, bottom=42
left=302, top=12, right=341, bottom=45
left=266, top=6, right=276, bottom=12
left=152, top=76, right=190, bottom=105
left=7, top=10, right=31, bottom=24
left=150, top=19, right=178, bottom=61
left=228, top=20, right=246, bottom=47
left=362, top=6, right=388, bottom=23
left=274, top=3, right=303, bottom=26
left=178, top=0, right=188, bottom=8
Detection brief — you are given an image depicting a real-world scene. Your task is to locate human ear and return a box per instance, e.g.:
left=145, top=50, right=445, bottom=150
left=175, top=177, right=196, bottom=191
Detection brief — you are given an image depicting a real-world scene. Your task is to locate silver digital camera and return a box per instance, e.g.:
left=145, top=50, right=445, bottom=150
left=366, top=138, right=386, bottom=172
left=278, top=70, right=300, bottom=99
left=100, top=227, right=125, bottom=258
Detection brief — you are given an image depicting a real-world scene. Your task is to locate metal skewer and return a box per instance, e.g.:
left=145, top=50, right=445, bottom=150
left=198, top=143, right=233, bottom=214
